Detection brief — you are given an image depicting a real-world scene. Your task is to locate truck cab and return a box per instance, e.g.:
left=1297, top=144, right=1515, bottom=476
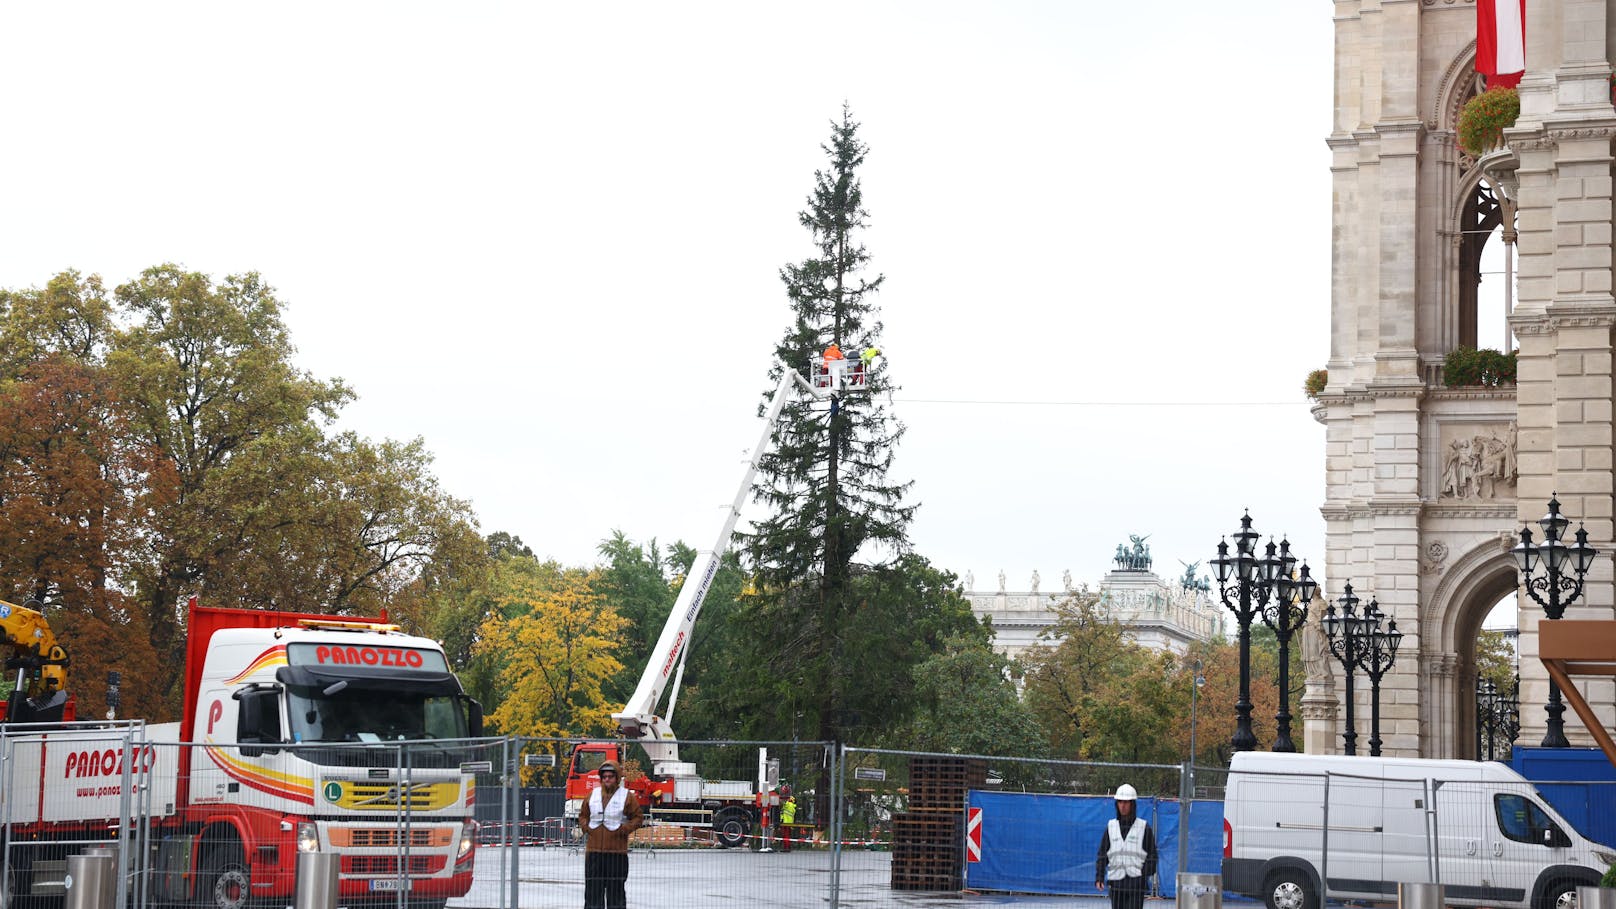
left=169, top=607, right=485, bottom=909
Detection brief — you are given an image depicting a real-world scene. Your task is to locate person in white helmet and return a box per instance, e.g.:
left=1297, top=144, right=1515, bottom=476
left=1095, top=783, right=1157, bottom=909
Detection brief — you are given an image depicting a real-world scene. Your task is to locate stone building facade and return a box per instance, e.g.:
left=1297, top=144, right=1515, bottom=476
left=962, top=565, right=1225, bottom=661
left=1312, top=0, right=1616, bottom=757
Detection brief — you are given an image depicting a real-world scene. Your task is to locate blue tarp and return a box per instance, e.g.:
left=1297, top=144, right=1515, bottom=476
left=1512, top=746, right=1616, bottom=848
left=964, top=791, right=1226, bottom=897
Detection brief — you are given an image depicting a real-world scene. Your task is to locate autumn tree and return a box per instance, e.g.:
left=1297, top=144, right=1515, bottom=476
left=0, top=273, right=162, bottom=717
left=0, top=266, right=485, bottom=720
left=475, top=559, right=627, bottom=739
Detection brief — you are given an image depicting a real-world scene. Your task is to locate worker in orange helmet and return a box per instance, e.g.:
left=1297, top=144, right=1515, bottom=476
left=822, top=343, right=847, bottom=392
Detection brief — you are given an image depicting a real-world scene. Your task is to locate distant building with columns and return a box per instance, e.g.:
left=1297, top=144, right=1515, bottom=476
left=961, top=543, right=1227, bottom=660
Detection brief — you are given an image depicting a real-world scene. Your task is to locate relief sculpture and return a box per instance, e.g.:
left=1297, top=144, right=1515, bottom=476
left=1441, top=422, right=1517, bottom=500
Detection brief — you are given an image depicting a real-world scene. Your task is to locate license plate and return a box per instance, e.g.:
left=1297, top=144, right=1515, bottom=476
left=368, top=880, right=413, bottom=892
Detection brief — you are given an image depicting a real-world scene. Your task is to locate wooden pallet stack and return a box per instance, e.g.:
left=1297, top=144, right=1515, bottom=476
left=889, top=756, right=987, bottom=891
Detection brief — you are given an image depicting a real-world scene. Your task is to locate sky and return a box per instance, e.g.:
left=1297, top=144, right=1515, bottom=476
left=0, top=2, right=1341, bottom=596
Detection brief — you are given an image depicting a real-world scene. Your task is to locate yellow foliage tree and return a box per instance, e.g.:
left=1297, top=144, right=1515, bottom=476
left=476, top=561, right=626, bottom=739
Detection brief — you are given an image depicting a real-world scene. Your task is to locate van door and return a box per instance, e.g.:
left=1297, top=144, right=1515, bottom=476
left=1490, top=789, right=1577, bottom=907
left=1434, top=777, right=1525, bottom=907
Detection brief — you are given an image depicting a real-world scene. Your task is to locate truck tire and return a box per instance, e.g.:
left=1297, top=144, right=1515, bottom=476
left=712, top=809, right=750, bottom=849
left=201, top=844, right=251, bottom=909
left=1262, top=867, right=1317, bottom=909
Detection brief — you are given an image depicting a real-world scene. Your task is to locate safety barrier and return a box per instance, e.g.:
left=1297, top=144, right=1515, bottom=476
left=10, top=730, right=1613, bottom=909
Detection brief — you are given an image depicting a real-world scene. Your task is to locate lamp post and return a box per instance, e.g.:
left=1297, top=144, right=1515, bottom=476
left=1188, top=659, right=1205, bottom=768
left=1511, top=494, right=1598, bottom=748
left=1322, top=583, right=1369, bottom=756
left=1211, top=512, right=1315, bottom=753
left=1476, top=677, right=1522, bottom=761
left=1258, top=541, right=1318, bottom=753
left=1355, top=598, right=1403, bottom=757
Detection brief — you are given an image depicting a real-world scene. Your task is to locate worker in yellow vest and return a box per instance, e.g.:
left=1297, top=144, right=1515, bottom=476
left=779, top=791, right=798, bottom=852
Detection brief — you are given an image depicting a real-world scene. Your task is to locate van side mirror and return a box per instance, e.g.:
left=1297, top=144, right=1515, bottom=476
left=236, top=688, right=284, bottom=757
left=1543, top=826, right=1572, bottom=848
left=464, top=696, right=484, bottom=738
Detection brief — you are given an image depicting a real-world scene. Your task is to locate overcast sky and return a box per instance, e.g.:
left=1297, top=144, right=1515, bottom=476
left=1, top=2, right=1341, bottom=595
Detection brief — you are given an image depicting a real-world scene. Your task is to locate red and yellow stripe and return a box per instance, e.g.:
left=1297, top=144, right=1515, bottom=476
left=204, top=744, right=315, bottom=805
left=223, top=645, right=288, bottom=684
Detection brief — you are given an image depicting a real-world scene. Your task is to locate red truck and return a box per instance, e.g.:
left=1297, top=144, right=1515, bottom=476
left=2, top=601, right=484, bottom=909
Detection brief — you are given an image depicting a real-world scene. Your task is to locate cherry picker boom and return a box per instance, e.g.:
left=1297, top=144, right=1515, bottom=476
left=564, top=355, right=858, bottom=846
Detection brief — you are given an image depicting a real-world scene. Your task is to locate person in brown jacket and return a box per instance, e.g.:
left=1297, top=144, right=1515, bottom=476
left=576, top=760, right=644, bottom=909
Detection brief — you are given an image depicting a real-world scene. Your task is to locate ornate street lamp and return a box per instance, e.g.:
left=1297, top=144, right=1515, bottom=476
left=1322, top=583, right=1369, bottom=755
left=1211, top=512, right=1314, bottom=753
left=1476, top=677, right=1522, bottom=761
left=1257, top=540, right=1318, bottom=753
left=1511, top=494, right=1598, bottom=748
left=1355, top=598, right=1403, bottom=757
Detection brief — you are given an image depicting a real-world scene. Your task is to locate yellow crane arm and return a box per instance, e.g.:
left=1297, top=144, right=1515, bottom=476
left=0, top=598, right=69, bottom=696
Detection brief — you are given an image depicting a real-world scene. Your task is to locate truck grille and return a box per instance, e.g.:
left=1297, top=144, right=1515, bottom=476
left=328, top=828, right=449, bottom=848
left=328, top=780, right=460, bottom=811
left=342, top=855, right=444, bottom=876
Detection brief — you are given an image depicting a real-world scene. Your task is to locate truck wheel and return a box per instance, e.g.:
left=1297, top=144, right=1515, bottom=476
left=712, top=809, right=750, bottom=849
left=1263, top=868, right=1316, bottom=909
left=1541, top=879, right=1581, bottom=909
left=201, top=844, right=251, bottom=909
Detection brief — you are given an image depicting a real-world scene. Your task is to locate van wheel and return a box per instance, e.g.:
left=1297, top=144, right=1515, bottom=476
left=1541, top=879, right=1580, bottom=909
left=1263, top=868, right=1316, bottom=909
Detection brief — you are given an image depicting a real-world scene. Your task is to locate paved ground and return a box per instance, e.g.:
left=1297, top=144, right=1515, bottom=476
left=448, top=845, right=1178, bottom=908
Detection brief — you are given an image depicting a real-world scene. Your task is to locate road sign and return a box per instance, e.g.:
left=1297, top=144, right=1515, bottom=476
left=853, top=767, right=886, bottom=782
left=966, top=807, right=982, bottom=862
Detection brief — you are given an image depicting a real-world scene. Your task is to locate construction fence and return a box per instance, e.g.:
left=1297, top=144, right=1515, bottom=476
left=4, top=725, right=1613, bottom=909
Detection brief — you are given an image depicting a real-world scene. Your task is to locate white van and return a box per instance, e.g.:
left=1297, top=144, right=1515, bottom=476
left=1221, top=752, right=1614, bottom=909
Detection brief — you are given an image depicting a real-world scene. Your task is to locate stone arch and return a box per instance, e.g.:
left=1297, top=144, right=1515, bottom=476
left=1433, top=40, right=1482, bottom=133
left=1425, top=534, right=1518, bottom=757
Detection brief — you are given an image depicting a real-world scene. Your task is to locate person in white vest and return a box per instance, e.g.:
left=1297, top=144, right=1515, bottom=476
left=1094, top=783, right=1157, bottom=909
left=576, top=760, right=645, bottom=909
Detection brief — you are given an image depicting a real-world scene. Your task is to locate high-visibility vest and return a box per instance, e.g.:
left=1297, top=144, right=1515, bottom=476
left=780, top=799, right=797, bottom=825
left=823, top=345, right=844, bottom=362
left=1105, top=818, right=1148, bottom=879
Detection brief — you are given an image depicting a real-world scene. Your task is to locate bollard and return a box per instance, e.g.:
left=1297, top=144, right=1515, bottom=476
left=1398, top=882, right=1444, bottom=909
left=82, top=847, right=119, bottom=909
left=295, top=852, right=340, bottom=909
left=1580, top=887, right=1616, bottom=909
left=64, top=853, right=116, bottom=909
left=1177, top=873, right=1222, bottom=909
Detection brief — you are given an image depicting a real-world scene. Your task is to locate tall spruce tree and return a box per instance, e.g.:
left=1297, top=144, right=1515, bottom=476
left=742, top=106, right=916, bottom=750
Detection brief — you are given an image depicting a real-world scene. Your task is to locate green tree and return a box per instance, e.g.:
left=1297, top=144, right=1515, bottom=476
left=1021, top=589, right=1152, bottom=759
left=1476, top=628, right=1517, bottom=690
left=893, top=630, right=1044, bottom=757
left=106, top=265, right=353, bottom=713
left=595, top=531, right=677, bottom=706
left=742, top=105, right=914, bottom=751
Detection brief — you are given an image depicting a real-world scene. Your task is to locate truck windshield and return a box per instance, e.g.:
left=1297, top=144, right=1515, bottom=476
left=285, top=685, right=467, bottom=744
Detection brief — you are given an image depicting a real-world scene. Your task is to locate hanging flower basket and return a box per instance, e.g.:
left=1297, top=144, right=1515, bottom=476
left=1459, top=88, right=1520, bottom=157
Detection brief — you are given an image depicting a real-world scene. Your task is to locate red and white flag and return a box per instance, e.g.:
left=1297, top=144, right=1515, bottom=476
left=1477, top=0, right=1526, bottom=89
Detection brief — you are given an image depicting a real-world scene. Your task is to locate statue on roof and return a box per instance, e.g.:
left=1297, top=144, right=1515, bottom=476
left=1114, top=535, right=1153, bottom=571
